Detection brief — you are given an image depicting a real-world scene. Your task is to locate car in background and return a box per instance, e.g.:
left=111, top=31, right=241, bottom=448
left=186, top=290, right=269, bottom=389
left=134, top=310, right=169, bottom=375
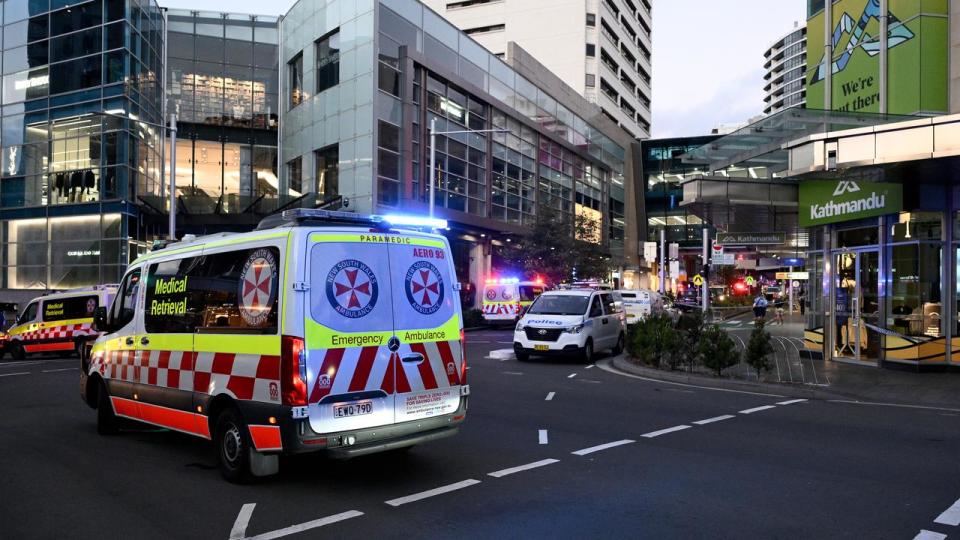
left=514, top=289, right=625, bottom=362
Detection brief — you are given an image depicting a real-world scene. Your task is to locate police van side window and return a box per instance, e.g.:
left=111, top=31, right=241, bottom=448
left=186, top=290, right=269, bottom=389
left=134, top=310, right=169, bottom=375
left=112, top=269, right=142, bottom=329
left=603, top=293, right=621, bottom=314
left=589, top=296, right=603, bottom=318
left=144, top=258, right=205, bottom=333
left=42, top=296, right=98, bottom=322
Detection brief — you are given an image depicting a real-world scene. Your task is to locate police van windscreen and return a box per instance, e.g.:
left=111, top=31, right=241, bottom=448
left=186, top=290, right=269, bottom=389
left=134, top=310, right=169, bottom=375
left=519, top=286, right=543, bottom=302
left=526, top=295, right=589, bottom=316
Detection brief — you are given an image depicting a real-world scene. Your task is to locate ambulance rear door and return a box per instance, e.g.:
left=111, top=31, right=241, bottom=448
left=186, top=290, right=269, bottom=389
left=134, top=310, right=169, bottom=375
left=304, top=230, right=397, bottom=434
left=389, top=233, right=464, bottom=422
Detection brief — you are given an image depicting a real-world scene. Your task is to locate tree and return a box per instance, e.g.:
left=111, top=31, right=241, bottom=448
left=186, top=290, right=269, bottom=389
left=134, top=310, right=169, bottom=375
left=627, top=313, right=679, bottom=368
left=698, top=324, right=739, bottom=376
left=494, top=207, right=611, bottom=284
left=673, top=310, right=705, bottom=372
left=744, top=321, right=775, bottom=380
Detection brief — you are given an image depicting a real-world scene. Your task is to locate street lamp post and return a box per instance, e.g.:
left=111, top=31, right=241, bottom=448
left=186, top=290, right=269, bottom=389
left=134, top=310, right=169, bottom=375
left=427, top=118, right=508, bottom=219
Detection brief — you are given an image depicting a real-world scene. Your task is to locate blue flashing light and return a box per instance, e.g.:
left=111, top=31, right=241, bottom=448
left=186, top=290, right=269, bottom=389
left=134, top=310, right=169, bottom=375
left=380, top=214, right=448, bottom=229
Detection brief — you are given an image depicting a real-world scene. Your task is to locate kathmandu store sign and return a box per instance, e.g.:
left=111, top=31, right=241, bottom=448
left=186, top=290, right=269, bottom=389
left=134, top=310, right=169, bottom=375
left=799, top=180, right=902, bottom=227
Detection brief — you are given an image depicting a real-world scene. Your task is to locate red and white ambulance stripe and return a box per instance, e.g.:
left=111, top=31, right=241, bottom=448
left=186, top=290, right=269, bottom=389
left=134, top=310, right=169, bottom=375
left=13, top=322, right=97, bottom=342
left=482, top=303, right=520, bottom=316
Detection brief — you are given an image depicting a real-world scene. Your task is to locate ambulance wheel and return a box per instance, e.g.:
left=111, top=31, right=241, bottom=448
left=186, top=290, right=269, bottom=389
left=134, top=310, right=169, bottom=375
left=96, top=381, right=119, bottom=435
left=612, top=333, right=625, bottom=355
left=581, top=340, right=594, bottom=363
left=10, top=343, right=24, bottom=360
left=215, top=408, right=253, bottom=483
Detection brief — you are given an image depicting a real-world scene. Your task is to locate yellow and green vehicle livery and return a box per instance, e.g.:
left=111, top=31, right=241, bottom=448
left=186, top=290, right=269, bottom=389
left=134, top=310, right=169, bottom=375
left=481, top=278, right=545, bottom=324
left=80, top=210, right=469, bottom=482
left=5, top=285, right=117, bottom=359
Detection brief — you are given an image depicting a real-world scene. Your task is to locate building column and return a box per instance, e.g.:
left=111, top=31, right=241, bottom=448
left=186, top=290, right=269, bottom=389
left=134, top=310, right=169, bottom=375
left=468, top=239, right=492, bottom=310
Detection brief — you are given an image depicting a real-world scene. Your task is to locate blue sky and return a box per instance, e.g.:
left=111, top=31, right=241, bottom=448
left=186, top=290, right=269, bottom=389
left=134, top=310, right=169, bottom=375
left=164, top=0, right=808, bottom=138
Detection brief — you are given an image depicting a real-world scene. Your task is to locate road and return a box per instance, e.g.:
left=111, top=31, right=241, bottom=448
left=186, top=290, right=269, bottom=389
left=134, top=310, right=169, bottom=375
left=1, top=330, right=959, bottom=539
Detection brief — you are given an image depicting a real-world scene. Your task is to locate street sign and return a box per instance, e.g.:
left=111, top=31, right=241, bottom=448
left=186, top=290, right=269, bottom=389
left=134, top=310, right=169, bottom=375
left=692, top=274, right=704, bottom=286
left=643, top=241, right=658, bottom=262
left=668, top=243, right=679, bottom=259
left=669, top=260, right=680, bottom=279
left=776, top=271, right=809, bottom=280
left=715, top=232, right=786, bottom=245
left=712, top=243, right=724, bottom=255
left=745, top=276, right=756, bottom=286
left=712, top=253, right=735, bottom=265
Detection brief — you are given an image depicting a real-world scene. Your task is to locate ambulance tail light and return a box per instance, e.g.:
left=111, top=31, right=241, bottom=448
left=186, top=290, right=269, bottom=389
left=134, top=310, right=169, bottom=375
left=460, top=328, right=467, bottom=384
left=281, top=335, right=308, bottom=407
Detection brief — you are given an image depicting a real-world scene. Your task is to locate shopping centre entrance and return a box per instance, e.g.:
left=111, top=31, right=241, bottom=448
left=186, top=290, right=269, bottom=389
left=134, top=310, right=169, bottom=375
left=832, top=250, right=881, bottom=365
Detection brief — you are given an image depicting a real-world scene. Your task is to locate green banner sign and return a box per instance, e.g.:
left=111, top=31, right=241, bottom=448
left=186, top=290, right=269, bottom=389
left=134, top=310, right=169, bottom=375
left=799, top=180, right=902, bottom=227
left=715, top=232, right=785, bottom=245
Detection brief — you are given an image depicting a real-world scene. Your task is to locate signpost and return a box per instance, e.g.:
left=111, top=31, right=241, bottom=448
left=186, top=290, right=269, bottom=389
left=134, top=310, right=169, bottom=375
left=775, top=271, right=810, bottom=280
left=715, top=232, right=786, bottom=245
left=799, top=180, right=903, bottom=227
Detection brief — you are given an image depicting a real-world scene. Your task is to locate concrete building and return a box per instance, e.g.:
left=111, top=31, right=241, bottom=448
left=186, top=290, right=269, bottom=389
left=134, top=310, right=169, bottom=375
left=419, top=0, right=652, bottom=139
left=763, top=23, right=806, bottom=115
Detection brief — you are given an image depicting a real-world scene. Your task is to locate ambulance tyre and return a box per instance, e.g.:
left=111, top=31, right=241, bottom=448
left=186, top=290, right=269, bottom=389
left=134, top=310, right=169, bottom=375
left=96, top=380, right=119, bottom=435
left=581, top=339, right=594, bottom=363
left=215, top=407, right=255, bottom=483
left=10, top=342, right=24, bottom=360
left=612, top=333, right=625, bottom=355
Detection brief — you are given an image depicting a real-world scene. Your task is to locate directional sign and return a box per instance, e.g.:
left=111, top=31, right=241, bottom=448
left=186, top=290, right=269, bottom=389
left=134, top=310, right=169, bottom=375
left=643, top=241, right=658, bottom=262
left=745, top=276, right=756, bottom=286
left=712, top=244, right=724, bottom=255
left=775, top=271, right=809, bottom=280
left=692, top=274, right=704, bottom=287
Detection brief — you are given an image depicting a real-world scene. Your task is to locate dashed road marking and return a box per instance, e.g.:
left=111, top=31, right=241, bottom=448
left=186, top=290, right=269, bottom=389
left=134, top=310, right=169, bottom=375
left=642, top=425, right=691, bottom=438
left=567, top=373, right=577, bottom=379
left=913, top=530, right=946, bottom=540
left=42, top=368, right=75, bottom=373
left=246, top=510, right=364, bottom=540
left=0, top=372, right=30, bottom=378
left=538, top=430, right=548, bottom=445
left=693, top=415, right=735, bottom=425
left=739, top=405, right=777, bottom=415
left=934, top=497, right=960, bottom=526
left=572, top=439, right=635, bottom=456
left=776, top=399, right=808, bottom=406
left=502, top=371, right=523, bottom=376
left=488, top=459, right=559, bottom=478
left=545, top=392, right=555, bottom=401
left=229, top=503, right=256, bottom=540
left=385, top=479, right=481, bottom=507
left=585, top=364, right=595, bottom=369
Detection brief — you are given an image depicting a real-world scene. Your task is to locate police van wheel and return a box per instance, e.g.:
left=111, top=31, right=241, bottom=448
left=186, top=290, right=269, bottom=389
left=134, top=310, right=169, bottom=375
left=216, top=408, right=253, bottom=483
left=515, top=350, right=529, bottom=362
left=581, top=340, right=594, bottom=363
left=612, top=333, right=625, bottom=355
left=96, top=382, right=119, bottom=435
left=10, top=343, right=24, bottom=360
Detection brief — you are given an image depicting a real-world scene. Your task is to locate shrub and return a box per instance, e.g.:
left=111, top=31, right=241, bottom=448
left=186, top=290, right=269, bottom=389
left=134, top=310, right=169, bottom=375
left=627, top=313, right=679, bottom=368
left=744, top=321, right=776, bottom=379
left=673, top=311, right=705, bottom=371
left=698, top=324, right=739, bottom=376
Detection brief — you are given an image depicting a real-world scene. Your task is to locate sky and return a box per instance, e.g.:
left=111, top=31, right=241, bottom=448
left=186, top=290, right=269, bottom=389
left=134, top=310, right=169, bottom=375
left=164, top=0, right=807, bottom=138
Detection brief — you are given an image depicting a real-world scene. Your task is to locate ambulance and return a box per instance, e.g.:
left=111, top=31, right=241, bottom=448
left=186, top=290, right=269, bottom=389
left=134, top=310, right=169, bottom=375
left=481, top=278, right=544, bottom=325
left=5, top=285, right=117, bottom=359
left=80, top=210, right=469, bottom=482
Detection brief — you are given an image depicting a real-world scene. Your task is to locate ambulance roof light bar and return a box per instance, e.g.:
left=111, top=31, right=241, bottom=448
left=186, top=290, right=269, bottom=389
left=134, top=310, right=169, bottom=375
left=257, top=209, right=447, bottom=231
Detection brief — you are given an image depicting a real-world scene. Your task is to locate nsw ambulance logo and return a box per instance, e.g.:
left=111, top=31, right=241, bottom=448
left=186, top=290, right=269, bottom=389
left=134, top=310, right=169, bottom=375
left=238, top=248, right=277, bottom=327
left=326, top=259, right=379, bottom=319
left=485, top=288, right=497, bottom=301
left=405, top=261, right=444, bottom=315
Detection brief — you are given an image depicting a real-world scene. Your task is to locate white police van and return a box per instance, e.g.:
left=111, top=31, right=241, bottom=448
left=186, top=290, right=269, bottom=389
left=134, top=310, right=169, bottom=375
left=513, top=289, right=625, bottom=362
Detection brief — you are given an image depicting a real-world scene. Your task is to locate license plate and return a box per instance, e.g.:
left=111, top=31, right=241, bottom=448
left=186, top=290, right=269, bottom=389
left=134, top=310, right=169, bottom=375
left=534, top=345, right=550, bottom=351
left=627, top=313, right=636, bottom=318
left=333, top=400, right=373, bottom=418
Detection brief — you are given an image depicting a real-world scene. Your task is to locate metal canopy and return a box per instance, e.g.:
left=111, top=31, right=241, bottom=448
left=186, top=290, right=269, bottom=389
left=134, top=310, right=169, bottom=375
left=680, top=107, right=915, bottom=175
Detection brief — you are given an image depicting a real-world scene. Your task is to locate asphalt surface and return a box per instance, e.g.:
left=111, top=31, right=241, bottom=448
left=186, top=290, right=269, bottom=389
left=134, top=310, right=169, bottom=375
left=1, top=330, right=959, bottom=539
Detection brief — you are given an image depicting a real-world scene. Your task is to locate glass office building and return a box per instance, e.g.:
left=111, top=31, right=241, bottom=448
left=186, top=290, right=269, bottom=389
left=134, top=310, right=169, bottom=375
left=0, top=0, right=165, bottom=298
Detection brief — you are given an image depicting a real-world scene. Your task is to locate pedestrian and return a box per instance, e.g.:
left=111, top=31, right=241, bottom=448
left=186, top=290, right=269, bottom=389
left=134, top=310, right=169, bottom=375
left=752, top=293, right=768, bottom=325
left=774, top=304, right=785, bottom=325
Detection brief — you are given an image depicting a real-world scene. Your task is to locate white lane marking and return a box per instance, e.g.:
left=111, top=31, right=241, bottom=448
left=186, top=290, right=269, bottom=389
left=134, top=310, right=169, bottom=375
left=538, top=429, right=548, bottom=445
left=913, top=530, right=947, bottom=540
left=0, top=372, right=30, bottom=378
left=496, top=341, right=513, bottom=344
left=0, top=361, right=41, bottom=368
left=585, top=364, right=595, bottom=369
left=595, top=359, right=785, bottom=397
left=776, top=399, right=808, bottom=406
left=827, top=399, right=960, bottom=414
left=739, top=405, right=777, bottom=415
left=578, top=379, right=602, bottom=384
left=487, top=349, right=515, bottom=360
left=693, top=415, right=735, bottom=425
left=567, top=373, right=577, bottom=379
left=247, top=510, right=365, bottom=540
left=934, top=497, right=960, bottom=526
left=641, top=425, right=691, bottom=438
left=385, top=479, right=481, bottom=507
left=229, top=503, right=256, bottom=540
left=545, top=392, right=555, bottom=401
left=42, top=368, right=75, bottom=373
left=572, top=439, right=635, bottom=456
left=488, top=458, right=559, bottom=478
left=502, top=371, right=523, bottom=376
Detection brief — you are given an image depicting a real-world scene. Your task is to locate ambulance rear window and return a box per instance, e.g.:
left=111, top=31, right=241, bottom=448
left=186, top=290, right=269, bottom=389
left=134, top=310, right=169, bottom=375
left=41, top=295, right=98, bottom=322
left=519, top=286, right=543, bottom=302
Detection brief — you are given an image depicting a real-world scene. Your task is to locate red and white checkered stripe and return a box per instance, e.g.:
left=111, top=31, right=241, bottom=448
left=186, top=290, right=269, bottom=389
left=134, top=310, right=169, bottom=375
left=91, top=349, right=282, bottom=404
left=307, top=340, right=463, bottom=404
left=482, top=303, right=519, bottom=316
left=12, top=322, right=97, bottom=342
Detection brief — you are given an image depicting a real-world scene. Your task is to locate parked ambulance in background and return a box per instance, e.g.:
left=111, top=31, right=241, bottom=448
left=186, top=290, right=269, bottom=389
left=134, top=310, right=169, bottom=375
left=617, top=289, right=663, bottom=324
left=81, top=210, right=469, bottom=482
left=481, top=278, right=544, bottom=325
left=5, top=285, right=117, bottom=359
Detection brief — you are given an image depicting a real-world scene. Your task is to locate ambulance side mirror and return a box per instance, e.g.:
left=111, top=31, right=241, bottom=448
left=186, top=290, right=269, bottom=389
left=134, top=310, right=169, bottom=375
left=93, top=307, right=110, bottom=333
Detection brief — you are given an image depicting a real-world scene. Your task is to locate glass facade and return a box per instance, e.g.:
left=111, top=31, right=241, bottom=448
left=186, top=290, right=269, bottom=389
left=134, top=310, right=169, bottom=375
left=641, top=136, right=716, bottom=246
left=0, top=0, right=164, bottom=291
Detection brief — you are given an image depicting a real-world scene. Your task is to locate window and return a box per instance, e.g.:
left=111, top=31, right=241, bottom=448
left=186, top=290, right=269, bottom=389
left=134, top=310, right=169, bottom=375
left=288, top=53, right=304, bottom=108
left=287, top=157, right=302, bottom=195
left=315, top=30, right=340, bottom=94
left=602, top=293, right=622, bottom=314
left=144, top=248, right=280, bottom=335
left=447, top=0, right=497, bottom=8
left=586, top=13, right=596, bottom=27
left=589, top=296, right=603, bottom=317
left=18, top=301, right=38, bottom=325
left=314, top=145, right=339, bottom=200
left=585, top=43, right=596, bottom=57
left=111, top=269, right=141, bottom=330
left=42, top=295, right=98, bottom=322
left=519, top=286, right=543, bottom=302
left=464, top=24, right=505, bottom=35
left=585, top=74, right=595, bottom=87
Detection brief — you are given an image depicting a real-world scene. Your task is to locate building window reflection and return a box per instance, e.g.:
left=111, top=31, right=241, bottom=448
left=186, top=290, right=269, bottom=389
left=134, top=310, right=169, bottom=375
left=315, top=29, right=340, bottom=94
left=314, top=144, right=339, bottom=202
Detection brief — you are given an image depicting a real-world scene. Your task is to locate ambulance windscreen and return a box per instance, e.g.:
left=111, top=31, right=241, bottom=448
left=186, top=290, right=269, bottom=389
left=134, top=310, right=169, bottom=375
left=526, top=295, right=589, bottom=316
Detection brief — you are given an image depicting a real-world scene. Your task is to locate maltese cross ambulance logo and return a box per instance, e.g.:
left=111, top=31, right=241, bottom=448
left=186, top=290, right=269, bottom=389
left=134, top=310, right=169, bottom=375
left=405, top=261, right=444, bottom=315
left=238, top=248, right=277, bottom=327
left=326, top=259, right=379, bottom=318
